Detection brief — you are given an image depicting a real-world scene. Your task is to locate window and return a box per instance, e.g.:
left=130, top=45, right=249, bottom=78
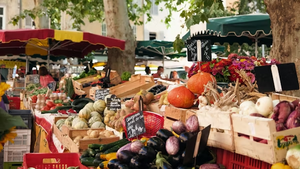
left=102, top=23, right=107, bottom=36
left=150, top=0, right=158, bottom=15
left=0, top=7, right=5, bottom=30
left=149, top=32, right=156, bottom=40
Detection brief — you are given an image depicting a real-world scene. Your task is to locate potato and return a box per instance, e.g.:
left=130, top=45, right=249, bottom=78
left=87, top=129, right=93, bottom=136
left=110, top=116, right=115, bottom=121
left=104, top=116, right=110, bottom=124
left=89, top=130, right=99, bottom=138
left=110, top=135, right=117, bottom=137
left=83, top=136, right=90, bottom=140
left=99, top=133, right=106, bottom=138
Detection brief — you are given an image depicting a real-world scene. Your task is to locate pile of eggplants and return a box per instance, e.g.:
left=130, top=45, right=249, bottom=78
left=108, top=115, right=223, bottom=169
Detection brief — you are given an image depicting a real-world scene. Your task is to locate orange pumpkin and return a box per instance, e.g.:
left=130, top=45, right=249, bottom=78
left=167, top=86, right=195, bottom=108
left=187, top=71, right=216, bottom=95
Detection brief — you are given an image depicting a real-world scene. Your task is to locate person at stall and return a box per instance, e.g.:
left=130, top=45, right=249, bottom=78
left=152, top=66, right=165, bottom=79
left=145, top=66, right=151, bottom=75
left=39, top=66, right=55, bottom=87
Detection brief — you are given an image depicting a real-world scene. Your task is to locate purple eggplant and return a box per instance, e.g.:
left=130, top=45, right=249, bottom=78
left=186, top=115, right=199, bottom=133
left=117, top=143, right=132, bottom=160
left=166, top=136, right=180, bottom=155
left=286, top=107, right=300, bottom=129
left=130, top=140, right=144, bottom=154
left=172, top=121, right=187, bottom=135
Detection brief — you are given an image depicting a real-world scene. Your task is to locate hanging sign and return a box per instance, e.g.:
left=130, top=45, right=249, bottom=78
left=47, top=81, right=57, bottom=91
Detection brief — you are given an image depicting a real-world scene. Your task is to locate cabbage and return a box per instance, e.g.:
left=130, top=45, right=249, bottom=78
left=286, top=144, right=300, bottom=168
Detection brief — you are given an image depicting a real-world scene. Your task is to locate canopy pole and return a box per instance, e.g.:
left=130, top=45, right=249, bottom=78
left=26, top=55, right=29, bottom=74
left=255, top=38, right=258, bottom=58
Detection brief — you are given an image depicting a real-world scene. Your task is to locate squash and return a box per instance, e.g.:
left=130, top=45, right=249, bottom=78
left=91, top=121, right=105, bottom=129
left=271, top=163, right=292, bottom=169
left=78, top=108, right=91, bottom=120
left=93, top=100, right=106, bottom=112
left=56, top=119, right=65, bottom=129
left=167, top=86, right=195, bottom=108
left=88, top=116, right=102, bottom=126
left=73, top=120, right=88, bottom=129
left=84, top=102, right=95, bottom=112
left=64, top=116, right=75, bottom=127
left=187, top=71, right=216, bottom=95
left=90, top=111, right=101, bottom=117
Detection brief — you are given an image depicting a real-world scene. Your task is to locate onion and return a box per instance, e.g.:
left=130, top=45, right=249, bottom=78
left=172, top=121, right=186, bottom=135
left=239, top=101, right=257, bottom=115
left=255, top=97, right=273, bottom=117
left=185, top=115, right=199, bottom=133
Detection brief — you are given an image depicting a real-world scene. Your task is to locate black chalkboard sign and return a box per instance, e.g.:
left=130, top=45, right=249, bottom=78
left=125, top=96, right=146, bottom=139
left=186, top=39, right=212, bottom=62
left=95, top=88, right=110, bottom=101
left=47, top=81, right=56, bottom=91
left=107, top=95, right=121, bottom=111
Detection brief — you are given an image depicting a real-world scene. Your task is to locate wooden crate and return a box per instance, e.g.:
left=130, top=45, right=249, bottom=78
left=232, top=93, right=300, bottom=164
left=272, top=93, right=299, bottom=102
left=72, top=75, right=98, bottom=96
left=197, top=110, right=235, bottom=152
left=163, top=105, right=196, bottom=129
left=109, top=75, right=155, bottom=99
left=53, top=117, right=120, bottom=152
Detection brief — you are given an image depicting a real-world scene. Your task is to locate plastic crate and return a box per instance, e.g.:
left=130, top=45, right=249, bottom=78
left=3, top=162, right=23, bottom=169
left=23, top=153, right=88, bottom=169
left=4, top=146, right=30, bottom=162
left=215, top=148, right=272, bottom=169
left=8, top=110, right=33, bottom=129
left=7, top=97, right=20, bottom=110
left=4, top=129, right=31, bottom=147
left=122, top=111, right=164, bottom=141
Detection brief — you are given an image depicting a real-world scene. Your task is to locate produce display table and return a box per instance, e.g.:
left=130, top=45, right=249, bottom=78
left=33, top=110, right=66, bottom=153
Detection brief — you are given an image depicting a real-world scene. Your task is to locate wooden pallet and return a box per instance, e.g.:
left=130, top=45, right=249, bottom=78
left=232, top=93, right=300, bottom=164
left=163, top=105, right=196, bottom=129
left=196, top=110, right=235, bottom=152
left=72, top=75, right=98, bottom=96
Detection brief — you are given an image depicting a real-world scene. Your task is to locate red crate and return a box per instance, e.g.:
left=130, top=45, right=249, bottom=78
left=215, top=148, right=272, bottom=169
left=7, top=96, right=20, bottom=110
left=23, top=153, right=88, bottom=169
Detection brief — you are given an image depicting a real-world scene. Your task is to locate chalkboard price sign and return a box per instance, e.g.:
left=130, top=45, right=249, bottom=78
left=125, top=97, right=146, bottom=138
left=95, top=88, right=110, bottom=101
left=107, top=95, right=121, bottom=111
left=186, top=39, right=212, bottom=62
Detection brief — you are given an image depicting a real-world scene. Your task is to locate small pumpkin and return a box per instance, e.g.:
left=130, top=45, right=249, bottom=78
left=84, top=102, right=95, bottom=113
left=56, top=119, right=65, bottom=129
left=78, top=108, right=91, bottom=120
left=64, top=116, right=75, bottom=127
left=88, top=116, right=102, bottom=126
left=91, top=121, right=105, bottom=129
left=90, top=111, right=101, bottom=117
left=93, top=100, right=106, bottom=112
left=187, top=71, right=216, bottom=95
left=167, top=86, right=195, bottom=108
left=73, top=120, right=88, bottom=129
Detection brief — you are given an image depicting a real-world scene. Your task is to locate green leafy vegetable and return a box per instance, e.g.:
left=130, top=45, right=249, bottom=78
left=121, top=72, right=132, bottom=81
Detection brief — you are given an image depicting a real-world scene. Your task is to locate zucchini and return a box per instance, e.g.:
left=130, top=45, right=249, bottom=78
left=72, top=98, right=94, bottom=111
left=80, top=157, right=95, bottom=166
left=89, top=143, right=102, bottom=149
left=95, top=153, right=101, bottom=160
left=41, top=105, right=73, bottom=114
left=93, top=158, right=104, bottom=167
left=88, top=148, right=97, bottom=157
left=80, top=150, right=90, bottom=159
left=99, top=139, right=129, bottom=152
left=103, top=141, right=130, bottom=154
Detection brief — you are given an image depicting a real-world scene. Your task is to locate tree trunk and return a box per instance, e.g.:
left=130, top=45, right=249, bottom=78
left=265, top=0, right=300, bottom=96
left=34, top=0, right=49, bottom=29
left=103, top=0, right=136, bottom=75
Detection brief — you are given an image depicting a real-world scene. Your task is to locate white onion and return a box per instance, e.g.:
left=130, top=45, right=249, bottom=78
left=255, top=97, right=273, bottom=117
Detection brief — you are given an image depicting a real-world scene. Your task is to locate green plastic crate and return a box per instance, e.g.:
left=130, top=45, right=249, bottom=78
left=3, top=162, right=23, bottom=169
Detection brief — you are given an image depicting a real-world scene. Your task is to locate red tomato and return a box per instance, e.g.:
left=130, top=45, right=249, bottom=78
left=42, top=106, right=50, bottom=111
left=31, top=95, right=37, bottom=100
left=46, top=100, right=55, bottom=108
left=32, top=99, right=37, bottom=104
left=50, top=106, right=56, bottom=110
left=56, top=103, right=63, bottom=107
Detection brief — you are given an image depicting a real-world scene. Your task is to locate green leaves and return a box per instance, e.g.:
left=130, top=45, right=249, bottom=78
left=173, top=34, right=185, bottom=53
left=0, top=108, right=27, bottom=131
